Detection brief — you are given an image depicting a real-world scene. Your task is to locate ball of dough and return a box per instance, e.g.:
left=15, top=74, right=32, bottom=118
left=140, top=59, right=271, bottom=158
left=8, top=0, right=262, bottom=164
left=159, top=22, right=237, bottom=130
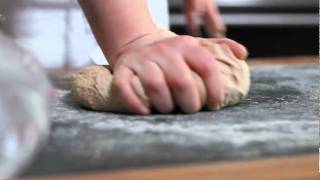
left=71, top=40, right=250, bottom=113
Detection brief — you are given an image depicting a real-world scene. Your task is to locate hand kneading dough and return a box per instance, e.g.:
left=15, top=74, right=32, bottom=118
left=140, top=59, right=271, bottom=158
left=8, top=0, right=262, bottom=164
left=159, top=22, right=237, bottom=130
left=71, top=39, right=250, bottom=113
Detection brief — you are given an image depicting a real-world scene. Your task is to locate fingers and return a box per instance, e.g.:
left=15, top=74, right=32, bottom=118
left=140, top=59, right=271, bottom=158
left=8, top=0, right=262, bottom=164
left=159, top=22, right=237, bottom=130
left=150, top=39, right=202, bottom=113
left=204, top=11, right=226, bottom=38
left=186, top=11, right=201, bottom=37
left=155, top=56, right=202, bottom=113
left=183, top=45, right=224, bottom=110
left=210, top=38, right=248, bottom=59
left=184, top=0, right=200, bottom=36
left=129, top=61, right=174, bottom=113
left=184, top=0, right=226, bottom=38
left=113, top=66, right=150, bottom=114
left=203, top=2, right=226, bottom=38
left=112, top=34, right=245, bottom=114
left=142, top=35, right=227, bottom=112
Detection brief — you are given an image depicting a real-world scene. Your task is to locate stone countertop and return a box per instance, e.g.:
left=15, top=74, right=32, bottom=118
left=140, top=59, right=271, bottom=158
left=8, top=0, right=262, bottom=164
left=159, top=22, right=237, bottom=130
left=24, top=66, right=319, bottom=177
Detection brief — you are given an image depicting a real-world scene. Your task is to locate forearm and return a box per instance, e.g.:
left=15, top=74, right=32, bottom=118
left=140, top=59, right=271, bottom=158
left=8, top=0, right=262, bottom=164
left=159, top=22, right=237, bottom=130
left=78, top=0, right=157, bottom=65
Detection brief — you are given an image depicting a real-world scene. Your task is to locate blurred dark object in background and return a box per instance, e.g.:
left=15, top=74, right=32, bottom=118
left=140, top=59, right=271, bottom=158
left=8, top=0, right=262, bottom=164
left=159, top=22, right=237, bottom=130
left=169, top=0, right=318, bottom=57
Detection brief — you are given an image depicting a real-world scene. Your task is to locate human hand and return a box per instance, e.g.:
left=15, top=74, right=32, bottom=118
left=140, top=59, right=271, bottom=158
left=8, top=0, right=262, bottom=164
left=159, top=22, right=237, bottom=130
left=111, top=29, right=246, bottom=115
left=184, top=0, right=226, bottom=37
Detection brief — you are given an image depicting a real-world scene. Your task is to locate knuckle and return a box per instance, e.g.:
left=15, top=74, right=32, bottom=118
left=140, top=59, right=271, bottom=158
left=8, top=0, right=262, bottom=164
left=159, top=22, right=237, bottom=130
left=153, top=43, right=169, bottom=53
left=143, top=76, right=163, bottom=92
left=169, top=62, right=181, bottom=71
left=137, top=50, right=152, bottom=61
left=169, top=57, right=184, bottom=69
left=199, top=65, right=211, bottom=78
left=202, top=57, right=218, bottom=76
left=172, top=74, right=193, bottom=90
left=177, top=35, right=196, bottom=44
left=185, top=104, right=201, bottom=114
left=113, top=76, right=125, bottom=90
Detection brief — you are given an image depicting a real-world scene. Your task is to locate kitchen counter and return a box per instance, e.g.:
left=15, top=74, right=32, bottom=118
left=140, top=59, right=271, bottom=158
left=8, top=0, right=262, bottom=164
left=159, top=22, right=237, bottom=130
left=24, top=57, right=318, bottom=178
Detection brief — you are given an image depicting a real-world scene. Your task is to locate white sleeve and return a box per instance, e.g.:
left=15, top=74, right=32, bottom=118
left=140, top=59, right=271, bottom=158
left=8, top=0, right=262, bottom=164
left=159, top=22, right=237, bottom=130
left=91, top=0, right=170, bottom=65
left=147, top=0, right=170, bottom=30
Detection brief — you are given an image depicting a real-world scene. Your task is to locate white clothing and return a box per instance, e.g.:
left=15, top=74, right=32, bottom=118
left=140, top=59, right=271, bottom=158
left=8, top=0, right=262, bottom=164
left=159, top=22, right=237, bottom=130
left=92, top=0, right=170, bottom=65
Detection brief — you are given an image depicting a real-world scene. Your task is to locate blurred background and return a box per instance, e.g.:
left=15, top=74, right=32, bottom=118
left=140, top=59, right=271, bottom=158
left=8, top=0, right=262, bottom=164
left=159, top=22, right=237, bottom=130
left=0, top=0, right=317, bottom=69
left=170, top=0, right=318, bottom=57
left=0, top=1, right=317, bottom=178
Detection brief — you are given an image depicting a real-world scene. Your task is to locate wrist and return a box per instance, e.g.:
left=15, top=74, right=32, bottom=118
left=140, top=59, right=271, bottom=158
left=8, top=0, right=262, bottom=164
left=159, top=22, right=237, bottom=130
left=110, top=25, right=158, bottom=65
left=107, top=22, right=157, bottom=65
left=111, top=27, right=177, bottom=67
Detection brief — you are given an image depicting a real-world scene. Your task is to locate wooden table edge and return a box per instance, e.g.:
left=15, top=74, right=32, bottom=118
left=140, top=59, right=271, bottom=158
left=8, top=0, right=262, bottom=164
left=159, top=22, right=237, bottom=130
left=34, top=154, right=318, bottom=180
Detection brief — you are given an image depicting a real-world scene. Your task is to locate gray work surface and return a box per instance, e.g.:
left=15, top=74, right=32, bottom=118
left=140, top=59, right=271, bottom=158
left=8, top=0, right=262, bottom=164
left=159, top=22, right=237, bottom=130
left=24, top=66, right=319, bottom=177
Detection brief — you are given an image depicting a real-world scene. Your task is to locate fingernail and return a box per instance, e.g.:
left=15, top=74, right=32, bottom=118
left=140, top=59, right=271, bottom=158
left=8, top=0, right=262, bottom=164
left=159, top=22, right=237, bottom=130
left=220, top=103, right=225, bottom=108
left=140, top=107, right=150, bottom=115
left=214, top=105, right=221, bottom=111
left=210, top=105, right=221, bottom=111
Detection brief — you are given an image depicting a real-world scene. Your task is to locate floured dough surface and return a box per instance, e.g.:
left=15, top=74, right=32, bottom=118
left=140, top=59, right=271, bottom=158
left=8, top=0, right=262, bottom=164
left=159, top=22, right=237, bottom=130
left=71, top=39, right=250, bottom=113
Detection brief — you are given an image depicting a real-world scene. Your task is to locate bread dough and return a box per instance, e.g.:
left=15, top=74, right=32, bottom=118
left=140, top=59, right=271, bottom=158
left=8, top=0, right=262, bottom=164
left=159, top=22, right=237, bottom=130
left=71, top=43, right=250, bottom=113
left=71, top=41, right=250, bottom=113
left=71, top=32, right=250, bottom=113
